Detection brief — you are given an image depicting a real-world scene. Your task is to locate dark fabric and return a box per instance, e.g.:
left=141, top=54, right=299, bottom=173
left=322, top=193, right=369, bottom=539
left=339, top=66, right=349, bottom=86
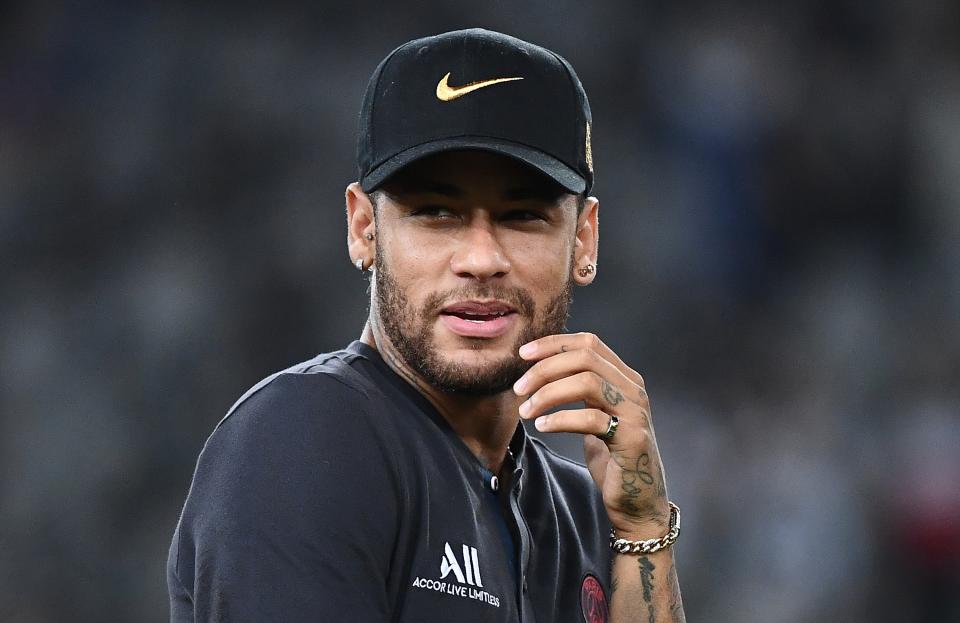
left=167, top=341, right=612, bottom=622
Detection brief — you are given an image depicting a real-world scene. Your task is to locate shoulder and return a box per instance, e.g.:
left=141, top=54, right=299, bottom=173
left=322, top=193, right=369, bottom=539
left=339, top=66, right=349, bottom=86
left=193, top=348, right=399, bottom=484
left=185, top=347, right=406, bottom=514
left=171, top=352, right=406, bottom=611
left=216, top=348, right=375, bottom=432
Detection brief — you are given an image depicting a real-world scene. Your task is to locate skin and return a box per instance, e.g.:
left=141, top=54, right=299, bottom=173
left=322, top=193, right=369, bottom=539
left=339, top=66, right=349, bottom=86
left=345, top=150, right=685, bottom=622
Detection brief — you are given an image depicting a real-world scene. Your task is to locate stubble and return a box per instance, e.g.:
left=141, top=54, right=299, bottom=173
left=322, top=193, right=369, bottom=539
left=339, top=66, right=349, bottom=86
left=374, top=253, right=572, bottom=396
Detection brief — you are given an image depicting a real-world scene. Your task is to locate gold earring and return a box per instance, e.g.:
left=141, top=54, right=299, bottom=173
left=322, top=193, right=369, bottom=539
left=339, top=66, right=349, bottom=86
left=577, top=263, right=595, bottom=278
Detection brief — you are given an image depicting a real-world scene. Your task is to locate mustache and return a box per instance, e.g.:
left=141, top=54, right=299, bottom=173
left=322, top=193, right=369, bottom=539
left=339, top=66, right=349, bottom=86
left=421, top=285, right=536, bottom=318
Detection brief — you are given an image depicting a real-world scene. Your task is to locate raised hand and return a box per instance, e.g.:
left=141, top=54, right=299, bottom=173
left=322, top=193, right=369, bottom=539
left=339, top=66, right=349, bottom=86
left=513, top=332, right=670, bottom=536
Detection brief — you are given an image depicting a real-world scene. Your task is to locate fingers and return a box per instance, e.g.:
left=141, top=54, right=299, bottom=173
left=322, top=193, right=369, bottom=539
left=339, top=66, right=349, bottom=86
left=519, top=332, right=645, bottom=389
left=533, top=407, right=613, bottom=436
left=514, top=346, right=641, bottom=408
left=519, top=370, right=628, bottom=420
left=534, top=405, right=648, bottom=447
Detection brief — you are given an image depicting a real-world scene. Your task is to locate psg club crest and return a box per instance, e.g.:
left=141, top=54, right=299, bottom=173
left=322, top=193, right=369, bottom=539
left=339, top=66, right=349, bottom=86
left=580, top=574, right=608, bottom=623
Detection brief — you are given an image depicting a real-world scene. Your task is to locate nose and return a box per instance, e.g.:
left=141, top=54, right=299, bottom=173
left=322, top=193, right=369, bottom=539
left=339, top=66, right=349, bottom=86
left=449, top=217, right=511, bottom=281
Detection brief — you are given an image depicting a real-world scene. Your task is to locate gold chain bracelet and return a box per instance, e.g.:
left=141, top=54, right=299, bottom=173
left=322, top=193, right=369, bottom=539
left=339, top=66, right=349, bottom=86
left=609, top=501, right=680, bottom=555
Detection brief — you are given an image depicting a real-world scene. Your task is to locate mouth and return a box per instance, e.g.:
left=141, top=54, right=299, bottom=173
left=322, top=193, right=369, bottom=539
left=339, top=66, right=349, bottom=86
left=438, top=300, right=519, bottom=338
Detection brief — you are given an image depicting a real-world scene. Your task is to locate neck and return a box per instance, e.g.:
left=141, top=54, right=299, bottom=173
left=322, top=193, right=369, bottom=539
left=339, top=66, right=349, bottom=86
left=360, top=321, right=521, bottom=474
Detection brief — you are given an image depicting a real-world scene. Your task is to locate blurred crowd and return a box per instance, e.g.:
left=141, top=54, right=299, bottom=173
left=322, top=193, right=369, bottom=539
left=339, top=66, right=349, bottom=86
left=1, top=1, right=958, bottom=621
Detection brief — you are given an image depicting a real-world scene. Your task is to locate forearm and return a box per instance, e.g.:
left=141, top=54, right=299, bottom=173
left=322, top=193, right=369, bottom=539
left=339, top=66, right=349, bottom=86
left=609, top=548, right=685, bottom=623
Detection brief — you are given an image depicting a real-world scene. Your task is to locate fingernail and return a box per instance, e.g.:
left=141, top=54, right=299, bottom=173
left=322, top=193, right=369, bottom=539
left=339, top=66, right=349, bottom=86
left=534, top=415, right=549, bottom=431
left=519, top=400, right=530, bottom=417
left=519, top=343, right=537, bottom=358
left=513, top=376, right=528, bottom=395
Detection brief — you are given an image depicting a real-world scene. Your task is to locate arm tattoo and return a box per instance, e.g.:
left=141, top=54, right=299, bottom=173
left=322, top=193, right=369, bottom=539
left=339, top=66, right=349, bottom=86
left=639, top=556, right=655, bottom=623
left=601, top=378, right=624, bottom=406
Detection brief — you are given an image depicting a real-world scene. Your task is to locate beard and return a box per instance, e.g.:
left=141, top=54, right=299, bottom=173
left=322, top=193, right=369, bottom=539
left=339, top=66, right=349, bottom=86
left=374, top=255, right=572, bottom=396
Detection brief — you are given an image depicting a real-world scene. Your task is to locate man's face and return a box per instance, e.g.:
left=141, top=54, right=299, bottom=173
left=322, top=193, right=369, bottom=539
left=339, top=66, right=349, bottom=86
left=372, top=151, right=581, bottom=396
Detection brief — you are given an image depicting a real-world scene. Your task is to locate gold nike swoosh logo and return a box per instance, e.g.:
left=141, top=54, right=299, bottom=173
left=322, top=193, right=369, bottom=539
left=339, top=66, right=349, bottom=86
left=436, top=72, right=523, bottom=102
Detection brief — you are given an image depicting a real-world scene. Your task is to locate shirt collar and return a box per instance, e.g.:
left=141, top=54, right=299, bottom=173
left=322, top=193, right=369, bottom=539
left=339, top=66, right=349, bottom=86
left=349, top=339, right=529, bottom=478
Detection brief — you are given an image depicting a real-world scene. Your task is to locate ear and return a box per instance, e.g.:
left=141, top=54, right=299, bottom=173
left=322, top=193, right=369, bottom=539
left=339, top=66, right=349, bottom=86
left=572, top=196, right=599, bottom=285
left=345, top=182, right=376, bottom=270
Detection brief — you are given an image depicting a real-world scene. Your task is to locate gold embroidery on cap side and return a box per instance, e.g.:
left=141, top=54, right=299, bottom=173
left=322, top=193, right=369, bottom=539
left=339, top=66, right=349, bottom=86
left=585, top=122, right=594, bottom=173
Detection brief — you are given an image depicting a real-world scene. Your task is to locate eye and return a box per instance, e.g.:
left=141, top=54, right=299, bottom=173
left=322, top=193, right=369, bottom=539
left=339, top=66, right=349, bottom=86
left=504, top=209, right=548, bottom=222
left=411, top=205, right=457, bottom=219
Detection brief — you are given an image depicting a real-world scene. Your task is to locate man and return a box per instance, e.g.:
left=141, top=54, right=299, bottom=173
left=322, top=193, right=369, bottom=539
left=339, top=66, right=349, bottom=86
left=168, top=28, right=685, bottom=622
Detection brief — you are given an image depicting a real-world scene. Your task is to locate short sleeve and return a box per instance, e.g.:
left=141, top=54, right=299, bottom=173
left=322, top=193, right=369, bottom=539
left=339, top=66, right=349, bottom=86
left=167, top=373, right=400, bottom=622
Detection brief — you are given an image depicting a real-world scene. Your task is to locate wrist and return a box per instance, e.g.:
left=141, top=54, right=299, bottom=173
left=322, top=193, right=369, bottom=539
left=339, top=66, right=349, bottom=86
left=610, top=504, right=671, bottom=539
left=612, top=524, right=667, bottom=542
left=609, top=501, right=680, bottom=555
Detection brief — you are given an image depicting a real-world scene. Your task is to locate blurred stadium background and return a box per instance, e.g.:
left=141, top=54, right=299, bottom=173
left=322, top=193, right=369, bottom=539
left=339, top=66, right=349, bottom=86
left=2, top=1, right=959, bottom=621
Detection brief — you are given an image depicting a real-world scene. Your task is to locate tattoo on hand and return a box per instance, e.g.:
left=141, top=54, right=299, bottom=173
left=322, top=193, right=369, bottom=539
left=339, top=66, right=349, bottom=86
left=639, top=556, right=655, bottom=623
left=614, top=451, right=667, bottom=513
left=615, top=452, right=656, bottom=511
left=601, top=378, right=624, bottom=406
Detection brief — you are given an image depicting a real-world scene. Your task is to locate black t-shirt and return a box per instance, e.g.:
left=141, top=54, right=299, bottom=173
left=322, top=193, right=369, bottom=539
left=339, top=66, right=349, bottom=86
left=167, top=341, right=613, bottom=622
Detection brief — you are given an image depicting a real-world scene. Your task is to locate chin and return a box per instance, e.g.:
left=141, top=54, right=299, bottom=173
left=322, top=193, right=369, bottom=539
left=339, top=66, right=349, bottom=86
left=435, top=339, right=508, bottom=365
left=424, top=336, right=531, bottom=396
left=450, top=350, right=511, bottom=369
left=437, top=323, right=519, bottom=348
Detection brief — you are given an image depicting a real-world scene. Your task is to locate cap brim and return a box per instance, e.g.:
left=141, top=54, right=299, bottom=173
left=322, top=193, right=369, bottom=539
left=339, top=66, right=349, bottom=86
left=360, top=137, right=586, bottom=194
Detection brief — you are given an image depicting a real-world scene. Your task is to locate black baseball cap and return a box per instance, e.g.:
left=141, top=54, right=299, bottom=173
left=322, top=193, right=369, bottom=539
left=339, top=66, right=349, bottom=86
left=356, top=28, right=594, bottom=194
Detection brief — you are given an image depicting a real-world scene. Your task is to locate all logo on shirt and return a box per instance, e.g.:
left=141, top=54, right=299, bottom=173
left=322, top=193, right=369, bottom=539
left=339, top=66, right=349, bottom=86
left=440, top=542, right=483, bottom=586
left=411, top=541, right=501, bottom=608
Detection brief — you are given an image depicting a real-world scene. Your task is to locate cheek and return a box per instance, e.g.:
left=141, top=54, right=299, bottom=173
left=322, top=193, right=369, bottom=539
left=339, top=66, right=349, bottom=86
left=508, top=237, right=573, bottom=282
left=382, top=228, right=447, bottom=272
left=379, top=235, right=444, bottom=306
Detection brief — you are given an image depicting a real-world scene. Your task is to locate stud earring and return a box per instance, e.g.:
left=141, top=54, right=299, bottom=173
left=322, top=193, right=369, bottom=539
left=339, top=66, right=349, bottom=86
left=356, top=258, right=365, bottom=271
left=577, top=263, right=595, bottom=278
left=365, top=233, right=374, bottom=240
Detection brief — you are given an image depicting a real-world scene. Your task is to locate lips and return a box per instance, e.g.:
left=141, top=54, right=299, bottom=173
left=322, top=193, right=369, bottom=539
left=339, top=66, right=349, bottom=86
left=442, top=301, right=515, bottom=319
left=439, top=300, right=518, bottom=338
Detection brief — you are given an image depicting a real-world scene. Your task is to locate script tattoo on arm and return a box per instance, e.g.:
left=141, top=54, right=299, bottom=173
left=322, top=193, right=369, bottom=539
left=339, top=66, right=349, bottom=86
left=601, top=378, right=624, bottom=406
left=639, top=556, right=655, bottom=623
